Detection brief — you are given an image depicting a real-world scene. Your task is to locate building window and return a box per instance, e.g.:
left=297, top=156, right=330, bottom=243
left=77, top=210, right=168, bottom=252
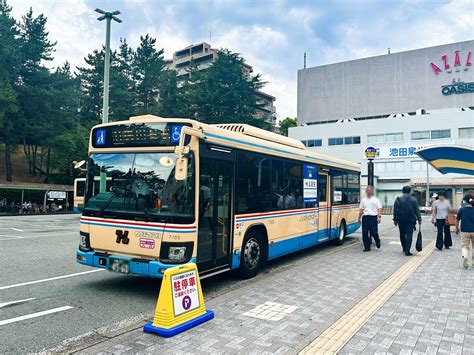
left=329, top=136, right=360, bottom=146
left=375, top=161, right=404, bottom=172
left=411, top=160, right=425, bottom=171
left=304, top=139, right=322, bottom=147
left=411, top=131, right=431, bottom=140
left=430, top=130, right=450, bottom=139
left=459, top=127, right=474, bottom=139
left=368, top=132, right=403, bottom=143
left=412, top=130, right=450, bottom=140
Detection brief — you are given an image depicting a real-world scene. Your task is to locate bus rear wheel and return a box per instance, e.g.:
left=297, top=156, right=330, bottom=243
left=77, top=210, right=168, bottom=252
left=240, top=230, right=265, bottom=279
left=334, top=221, right=346, bottom=246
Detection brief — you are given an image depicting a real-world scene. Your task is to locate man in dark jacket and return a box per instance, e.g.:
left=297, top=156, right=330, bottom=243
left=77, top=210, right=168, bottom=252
left=393, top=186, right=422, bottom=256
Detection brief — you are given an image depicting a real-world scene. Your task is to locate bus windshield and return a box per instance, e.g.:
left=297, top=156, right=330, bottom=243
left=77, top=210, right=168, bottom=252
left=83, top=152, right=195, bottom=223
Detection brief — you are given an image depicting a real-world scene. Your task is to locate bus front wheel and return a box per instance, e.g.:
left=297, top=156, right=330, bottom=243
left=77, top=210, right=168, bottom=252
left=240, top=230, right=265, bottom=279
left=334, top=221, right=346, bottom=246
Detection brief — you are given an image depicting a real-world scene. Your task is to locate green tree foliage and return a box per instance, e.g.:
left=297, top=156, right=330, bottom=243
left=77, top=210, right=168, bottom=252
left=183, top=49, right=268, bottom=128
left=278, top=117, right=297, bottom=136
left=0, top=1, right=274, bottom=185
left=0, top=0, right=20, bottom=181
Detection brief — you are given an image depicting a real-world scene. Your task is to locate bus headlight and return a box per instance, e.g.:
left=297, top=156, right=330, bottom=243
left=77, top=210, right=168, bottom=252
left=159, top=242, right=193, bottom=264
left=79, top=232, right=91, bottom=251
left=168, top=246, right=186, bottom=261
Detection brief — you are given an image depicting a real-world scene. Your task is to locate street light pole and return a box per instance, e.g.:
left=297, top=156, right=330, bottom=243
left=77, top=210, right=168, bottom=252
left=95, top=8, right=122, bottom=124
left=96, top=8, right=121, bottom=193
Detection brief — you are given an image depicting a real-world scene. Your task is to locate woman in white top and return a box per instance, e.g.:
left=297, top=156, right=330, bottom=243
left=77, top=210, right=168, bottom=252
left=431, top=191, right=452, bottom=250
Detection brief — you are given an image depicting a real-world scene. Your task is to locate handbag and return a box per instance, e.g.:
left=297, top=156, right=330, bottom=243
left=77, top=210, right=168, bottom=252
left=445, top=212, right=457, bottom=226
left=416, top=229, right=422, bottom=252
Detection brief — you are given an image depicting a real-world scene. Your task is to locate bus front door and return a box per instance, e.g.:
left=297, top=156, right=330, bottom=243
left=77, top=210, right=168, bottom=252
left=318, top=172, right=331, bottom=242
left=197, top=146, right=234, bottom=274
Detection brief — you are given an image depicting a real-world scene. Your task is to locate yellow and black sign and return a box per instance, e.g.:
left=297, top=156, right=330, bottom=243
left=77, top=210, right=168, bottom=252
left=143, top=263, right=214, bottom=337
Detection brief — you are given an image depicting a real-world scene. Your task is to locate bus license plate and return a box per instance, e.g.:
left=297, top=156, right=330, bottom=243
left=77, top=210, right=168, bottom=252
left=109, top=258, right=130, bottom=274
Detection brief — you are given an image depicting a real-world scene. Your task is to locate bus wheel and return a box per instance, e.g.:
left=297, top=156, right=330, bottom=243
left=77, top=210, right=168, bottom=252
left=334, top=221, right=346, bottom=246
left=240, top=230, right=264, bottom=279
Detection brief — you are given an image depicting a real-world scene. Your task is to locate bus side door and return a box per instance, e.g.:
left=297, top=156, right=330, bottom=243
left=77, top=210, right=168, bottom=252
left=318, top=172, right=331, bottom=242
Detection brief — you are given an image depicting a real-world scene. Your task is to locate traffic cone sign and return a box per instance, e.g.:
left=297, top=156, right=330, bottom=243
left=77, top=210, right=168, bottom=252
left=143, top=263, right=214, bottom=337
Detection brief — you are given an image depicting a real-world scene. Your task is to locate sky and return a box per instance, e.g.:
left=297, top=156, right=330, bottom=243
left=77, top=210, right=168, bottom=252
left=9, top=0, right=474, bottom=121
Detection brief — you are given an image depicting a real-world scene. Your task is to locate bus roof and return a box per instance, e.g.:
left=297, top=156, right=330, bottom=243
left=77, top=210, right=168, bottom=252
left=90, top=115, right=360, bottom=172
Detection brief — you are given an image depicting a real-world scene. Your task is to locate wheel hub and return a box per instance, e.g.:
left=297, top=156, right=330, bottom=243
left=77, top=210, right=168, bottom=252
left=244, top=238, right=260, bottom=269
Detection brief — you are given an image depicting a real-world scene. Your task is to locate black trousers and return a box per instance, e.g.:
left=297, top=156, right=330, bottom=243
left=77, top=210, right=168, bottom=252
left=398, top=221, right=415, bottom=252
left=362, top=215, right=380, bottom=250
left=436, top=219, right=452, bottom=249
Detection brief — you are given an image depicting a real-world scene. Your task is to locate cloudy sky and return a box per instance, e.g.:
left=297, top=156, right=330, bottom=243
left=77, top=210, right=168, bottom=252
left=9, top=0, right=473, bottom=120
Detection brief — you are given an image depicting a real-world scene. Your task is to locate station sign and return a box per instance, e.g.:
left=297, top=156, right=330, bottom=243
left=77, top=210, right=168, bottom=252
left=47, top=191, right=67, bottom=199
left=364, top=147, right=377, bottom=160
left=364, top=144, right=426, bottom=160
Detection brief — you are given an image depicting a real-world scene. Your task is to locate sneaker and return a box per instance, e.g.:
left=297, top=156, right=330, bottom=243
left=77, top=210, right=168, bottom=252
left=463, top=258, right=468, bottom=269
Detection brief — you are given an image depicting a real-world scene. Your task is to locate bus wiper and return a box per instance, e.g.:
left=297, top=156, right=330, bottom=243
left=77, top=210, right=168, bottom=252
left=98, top=190, right=118, bottom=217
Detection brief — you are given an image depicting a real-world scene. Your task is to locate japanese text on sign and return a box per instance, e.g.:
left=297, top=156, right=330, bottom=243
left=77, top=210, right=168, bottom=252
left=171, top=270, right=199, bottom=316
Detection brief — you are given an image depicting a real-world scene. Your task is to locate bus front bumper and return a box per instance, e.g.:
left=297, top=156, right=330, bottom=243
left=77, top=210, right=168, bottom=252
left=76, top=249, right=195, bottom=278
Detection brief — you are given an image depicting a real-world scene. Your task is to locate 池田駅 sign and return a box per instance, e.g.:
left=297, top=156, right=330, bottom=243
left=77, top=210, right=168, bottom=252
left=365, top=145, right=426, bottom=160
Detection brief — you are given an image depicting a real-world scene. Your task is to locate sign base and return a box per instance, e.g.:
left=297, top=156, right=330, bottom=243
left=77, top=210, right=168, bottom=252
left=144, top=310, right=214, bottom=338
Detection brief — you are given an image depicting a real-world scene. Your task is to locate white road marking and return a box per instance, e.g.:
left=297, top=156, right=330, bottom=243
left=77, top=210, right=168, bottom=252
left=0, top=306, right=73, bottom=326
left=0, top=298, right=36, bottom=308
left=0, top=231, right=78, bottom=241
left=0, top=269, right=104, bottom=290
left=11, top=228, right=24, bottom=232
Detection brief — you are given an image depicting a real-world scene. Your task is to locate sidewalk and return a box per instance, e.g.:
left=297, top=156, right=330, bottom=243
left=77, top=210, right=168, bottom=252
left=340, top=232, right=474, bottom=354
left=69, top=219, right=454, bottom=354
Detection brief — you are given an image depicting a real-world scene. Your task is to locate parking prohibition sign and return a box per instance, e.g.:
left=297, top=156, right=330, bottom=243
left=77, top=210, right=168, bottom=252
left=171, top=270, right=200, bottom=316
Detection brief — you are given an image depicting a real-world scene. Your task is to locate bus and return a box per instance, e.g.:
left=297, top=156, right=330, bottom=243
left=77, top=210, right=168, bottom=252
left=73, top=178, right=86, bottom=213
left=77, top=115, right=361, bottom=279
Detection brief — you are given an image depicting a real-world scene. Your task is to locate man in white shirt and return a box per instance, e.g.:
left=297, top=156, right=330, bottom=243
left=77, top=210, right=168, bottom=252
left=358, top=186, right=382, bottom=251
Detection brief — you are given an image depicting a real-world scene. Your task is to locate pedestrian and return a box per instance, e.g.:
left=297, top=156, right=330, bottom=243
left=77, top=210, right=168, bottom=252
left=393, top=185, right=422, bottom=256
left=431, top=191, right=452, bottom=250
left=456, top=194, right=474, bottom=269
left=358, top=186, right=382, bottom=252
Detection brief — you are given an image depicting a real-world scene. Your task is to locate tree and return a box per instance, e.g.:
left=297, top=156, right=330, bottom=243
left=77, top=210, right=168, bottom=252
left=132, top=34, right=165, bottom=114
left=183, top=49, right=268, bottom=128
left=17, top=7, right=57, bottom=177
left=278, top=117, right=297, bottom=136
left=0, top=0, right=21, bottom=181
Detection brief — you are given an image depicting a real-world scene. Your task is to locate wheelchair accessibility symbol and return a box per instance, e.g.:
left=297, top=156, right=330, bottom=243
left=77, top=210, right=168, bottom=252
left=171, top=125, right=182, bottom=144
left=182, top=295, right=192, bottom=310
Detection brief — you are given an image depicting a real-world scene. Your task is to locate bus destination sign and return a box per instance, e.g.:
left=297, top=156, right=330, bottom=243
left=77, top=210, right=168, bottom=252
left=91, top=123, right=191, bottom=148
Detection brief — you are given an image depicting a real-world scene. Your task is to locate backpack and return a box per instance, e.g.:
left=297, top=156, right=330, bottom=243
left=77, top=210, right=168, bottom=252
left=396, top=195, right=414, bottom=222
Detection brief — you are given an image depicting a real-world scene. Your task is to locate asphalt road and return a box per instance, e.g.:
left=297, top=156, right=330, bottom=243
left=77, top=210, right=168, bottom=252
left=0, top=213, right=397, bottom=353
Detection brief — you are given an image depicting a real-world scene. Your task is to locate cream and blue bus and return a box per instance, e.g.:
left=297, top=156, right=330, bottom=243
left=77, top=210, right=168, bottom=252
left=77, top=115, right=360, bottom=278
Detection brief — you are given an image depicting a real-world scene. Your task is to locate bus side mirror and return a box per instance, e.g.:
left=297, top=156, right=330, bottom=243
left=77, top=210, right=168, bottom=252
left=175, top=156, right=188, bottom=181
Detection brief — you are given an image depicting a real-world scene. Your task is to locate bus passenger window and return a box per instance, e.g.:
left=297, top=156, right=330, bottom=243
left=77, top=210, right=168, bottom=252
left=318, top=175, right=327, bottom=203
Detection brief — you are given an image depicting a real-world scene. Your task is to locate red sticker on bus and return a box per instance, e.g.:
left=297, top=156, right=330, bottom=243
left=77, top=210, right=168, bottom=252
left=139, top=238, right=155, bottom=249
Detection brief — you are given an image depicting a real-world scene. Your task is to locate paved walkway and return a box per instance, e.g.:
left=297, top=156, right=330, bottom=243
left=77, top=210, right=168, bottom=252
left=55, top=219, right=474, bottom=354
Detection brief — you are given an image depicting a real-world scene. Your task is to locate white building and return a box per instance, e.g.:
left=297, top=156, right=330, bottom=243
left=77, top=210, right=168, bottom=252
left=290, top=41, right=474, bottom=207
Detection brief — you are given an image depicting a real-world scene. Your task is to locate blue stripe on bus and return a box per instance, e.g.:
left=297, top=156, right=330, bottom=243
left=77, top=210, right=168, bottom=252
left=80, top=221, right=196, bottom=233
left=204, top=132, right=359, bottom=170
left=235, top=205, right=357, bottom=222
left=231, top=222, right=360, bottom=268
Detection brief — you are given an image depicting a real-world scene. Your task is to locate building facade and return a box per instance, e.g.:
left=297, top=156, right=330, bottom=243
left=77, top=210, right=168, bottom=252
left=290, top=41, right=474, bottom=207
left=165, top=42, right=276, bottom=128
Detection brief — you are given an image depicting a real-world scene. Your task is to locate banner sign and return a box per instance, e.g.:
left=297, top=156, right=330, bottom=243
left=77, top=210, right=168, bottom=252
left=303, top=164, right=318, bottom=203
left=172, top=269, right=200, bottom=316
left=364, top=144, right=426, bottom=160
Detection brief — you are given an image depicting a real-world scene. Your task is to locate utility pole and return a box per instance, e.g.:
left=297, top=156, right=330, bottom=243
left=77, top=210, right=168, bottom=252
left=304, top=52, right=307, bottom=69
left=95, top=8, right=122, bottom=124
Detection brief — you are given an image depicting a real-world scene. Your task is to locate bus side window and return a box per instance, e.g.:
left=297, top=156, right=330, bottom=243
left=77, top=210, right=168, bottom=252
left=318, top=175, right=327, bottom=203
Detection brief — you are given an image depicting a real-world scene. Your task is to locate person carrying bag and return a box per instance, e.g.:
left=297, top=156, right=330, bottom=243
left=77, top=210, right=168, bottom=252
left=416, top=226, right=422, bottom=252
